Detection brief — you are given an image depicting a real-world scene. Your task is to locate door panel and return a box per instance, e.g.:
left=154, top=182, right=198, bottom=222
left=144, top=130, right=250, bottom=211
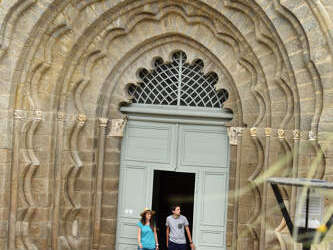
left=178, top=125, right=228, bottom=169
left=116, top=119, right=229, bottom=250
left=124, top=121, right=176, bottom=165
left=201, top=172, right=227, bottom=227
left=121, top=165, right=147, bottom=218
left=118, top=243, right=137, bottom=250
left=199, top=230, right=224, bottom=246
left=116, top=120, right=177, bottom=249
left=196, top=171, right=228, bottom=249
left=116, top=165, right=148, bottom=246
left=178, top=124, right=229, bottom=250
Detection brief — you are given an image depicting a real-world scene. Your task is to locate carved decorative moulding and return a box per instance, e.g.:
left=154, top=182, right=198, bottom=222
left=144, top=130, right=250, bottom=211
left=108, top=117, right=128, bottom=137
left=14, top=109, right=26, bottom=120
left=57, top=112, right=65, bottom=121
left=293, top=129, right=300, bottom=140
left=265, top=127, right=272, bottom=137
left=14, top=109, right=43, bottom=120
left=33, top=110, right=42, bottom=120
left=308, top=130, right=317, bottom=141
left=227, top=127, right=316, bottom=141
left=278, top=129, right=285, bottom=139
left=300, top=130, right=309, bottom=140
left=228, top=127, right=243, bottom=145
left=77, top=114, right=87, bottom=126
left=250, top=127, right=257, bottom=137
left=98, top=118, right=108, bottom=127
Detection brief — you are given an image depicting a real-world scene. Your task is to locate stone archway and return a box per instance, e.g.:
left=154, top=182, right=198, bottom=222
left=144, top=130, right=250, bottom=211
left=0, top=0, right=331, bottom=250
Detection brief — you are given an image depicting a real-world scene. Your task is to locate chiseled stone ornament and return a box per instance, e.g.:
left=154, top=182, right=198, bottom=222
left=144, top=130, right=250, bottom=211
left=98, top=117, right=108, bottom=127
left=250, top=127, right=257, bottom=137
left=33, top=110, right=42, bottom=120
left=77, top=114, right=87, bottom=124
left=14, top=109, right=26, bottom=120
left=293, top=129, right=300, bottom=140
left=57, top=112, right=65, bottom=121
left=228, top=127, right=243, bottom=145
left=265, top=127, right=272, bottom=137
left=278, top=129, right=285, bottom=139
left=309, top=130, right=317, bottom=141
left=108, top=117, right=127, bottom=137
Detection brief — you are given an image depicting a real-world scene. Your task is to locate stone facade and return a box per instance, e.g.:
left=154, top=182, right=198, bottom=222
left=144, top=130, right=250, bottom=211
left=0, top=0, right=333, bottom=249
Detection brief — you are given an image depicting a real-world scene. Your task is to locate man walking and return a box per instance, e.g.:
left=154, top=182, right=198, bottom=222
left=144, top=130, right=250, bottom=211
left=166, top=205, right=195, bottom=250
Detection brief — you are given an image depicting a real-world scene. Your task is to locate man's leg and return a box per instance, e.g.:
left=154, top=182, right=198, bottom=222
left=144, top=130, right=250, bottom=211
left=168, top=241, right=177, bottom=250
left=178, top=244, right=187, bottom=250
left=169, top=242, right=187, bottom=250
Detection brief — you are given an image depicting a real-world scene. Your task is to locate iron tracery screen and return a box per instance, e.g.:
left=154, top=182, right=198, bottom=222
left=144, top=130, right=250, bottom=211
left=128, top=51, right=228, bottom=108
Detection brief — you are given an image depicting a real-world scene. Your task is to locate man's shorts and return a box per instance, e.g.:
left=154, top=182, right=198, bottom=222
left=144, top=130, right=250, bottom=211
left=168, top=241, right=187, bottom=250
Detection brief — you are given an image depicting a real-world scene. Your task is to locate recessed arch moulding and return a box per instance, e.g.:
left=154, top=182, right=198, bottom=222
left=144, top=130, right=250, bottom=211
left=1, top=0, right=332, bottom=250
left=104, top=38, right=239, bottom=120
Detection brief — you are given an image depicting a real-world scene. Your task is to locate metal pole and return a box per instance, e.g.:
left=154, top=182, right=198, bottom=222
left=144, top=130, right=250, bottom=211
left=305, top=188, right=310, bottom=230
left=303, top=189, right=311, bottom=250
left=270, top=183, right=294, bottom=234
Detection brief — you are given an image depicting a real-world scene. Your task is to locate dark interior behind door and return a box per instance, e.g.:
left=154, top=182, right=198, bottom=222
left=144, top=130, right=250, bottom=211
left=152, top=170, right=195, bottom=250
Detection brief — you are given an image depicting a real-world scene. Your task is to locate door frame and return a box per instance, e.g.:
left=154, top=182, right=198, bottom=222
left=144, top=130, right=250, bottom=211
left=120, top=104, right=233, bottom=125
left=116, top=104, right=232, bottom=249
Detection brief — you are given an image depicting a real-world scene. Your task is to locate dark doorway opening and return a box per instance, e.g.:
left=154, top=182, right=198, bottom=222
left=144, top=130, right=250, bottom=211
left=152, top=170, right=195, bottom=250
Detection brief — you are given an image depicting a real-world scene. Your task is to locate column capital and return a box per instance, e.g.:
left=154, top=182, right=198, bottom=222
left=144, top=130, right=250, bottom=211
left=293, top=129, right=300, bottom=140
left=250, top=127, right=257, bottom=137
left=278, top=129, right=285, bottom=139
left=98, top=117, right=108, bottom=127
left=264, top=128, right=272, bottom=137
left=227, top=127, right=243, bottom=145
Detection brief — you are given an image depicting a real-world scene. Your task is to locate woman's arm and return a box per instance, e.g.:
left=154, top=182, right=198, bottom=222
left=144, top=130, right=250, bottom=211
left=137, top=227, right=143, bottom=249
left=154, top=227, right=159, bottom=249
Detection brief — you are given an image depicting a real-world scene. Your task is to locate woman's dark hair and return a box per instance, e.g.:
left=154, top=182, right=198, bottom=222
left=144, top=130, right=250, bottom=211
left=140, top=211, right=155, bottom=231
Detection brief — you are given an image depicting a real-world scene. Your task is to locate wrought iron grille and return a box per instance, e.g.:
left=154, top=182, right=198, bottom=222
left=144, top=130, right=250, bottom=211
left=128, top=51, right=228, bottom=108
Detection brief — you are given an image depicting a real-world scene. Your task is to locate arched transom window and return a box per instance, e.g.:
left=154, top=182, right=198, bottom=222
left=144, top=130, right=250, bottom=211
left=128, top=51, right=228, bottom=108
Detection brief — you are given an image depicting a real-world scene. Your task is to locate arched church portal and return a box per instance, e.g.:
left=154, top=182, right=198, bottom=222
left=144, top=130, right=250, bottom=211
left=116, top=51, right=233, bottom=250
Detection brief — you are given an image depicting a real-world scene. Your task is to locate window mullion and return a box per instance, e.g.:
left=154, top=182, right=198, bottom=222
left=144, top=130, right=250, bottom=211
left=177, top=53, right=183, bottom=106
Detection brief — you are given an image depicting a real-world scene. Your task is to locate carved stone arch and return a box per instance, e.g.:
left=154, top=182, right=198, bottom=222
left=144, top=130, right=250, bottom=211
left=98, top=37, right=243, bottom=250
left=7, top=0, right=281, bottom=131
left=54, top=0, right=272, bottom=127
left=99, top=35, right=242, bottom=126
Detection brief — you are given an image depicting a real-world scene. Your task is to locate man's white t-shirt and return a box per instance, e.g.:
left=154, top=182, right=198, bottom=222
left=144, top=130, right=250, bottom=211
left=166, top=215, right=189, bottom=244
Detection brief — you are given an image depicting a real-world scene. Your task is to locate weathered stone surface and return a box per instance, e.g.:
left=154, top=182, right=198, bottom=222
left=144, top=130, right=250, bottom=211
left=0, top=0, right=332, bottom=249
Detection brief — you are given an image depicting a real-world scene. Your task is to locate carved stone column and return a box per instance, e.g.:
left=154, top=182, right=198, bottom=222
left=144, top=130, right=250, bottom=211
left=92, top=118, right=108, bottom=249
left=51, top=112, right=66, bottom=250
left=8, top=110, right=27, bottom=249
left=291, top=130, right=300, bottom=250
left=228, top=127, right=243, bottom=250
left=290, top=130, right=300, bottom=217
left=259, top=127, right=272, bottom=250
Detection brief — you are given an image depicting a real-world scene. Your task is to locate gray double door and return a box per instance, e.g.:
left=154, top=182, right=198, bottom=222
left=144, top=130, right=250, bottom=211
left=116, top=114, right=230, bottom=250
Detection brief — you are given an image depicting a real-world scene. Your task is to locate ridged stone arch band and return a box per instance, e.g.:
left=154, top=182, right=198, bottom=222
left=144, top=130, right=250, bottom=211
left=128, top=51, right=229, bottom=108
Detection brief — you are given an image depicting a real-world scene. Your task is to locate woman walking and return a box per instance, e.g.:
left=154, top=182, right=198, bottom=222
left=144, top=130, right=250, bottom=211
left=137, top=208, right=159, bottom=250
